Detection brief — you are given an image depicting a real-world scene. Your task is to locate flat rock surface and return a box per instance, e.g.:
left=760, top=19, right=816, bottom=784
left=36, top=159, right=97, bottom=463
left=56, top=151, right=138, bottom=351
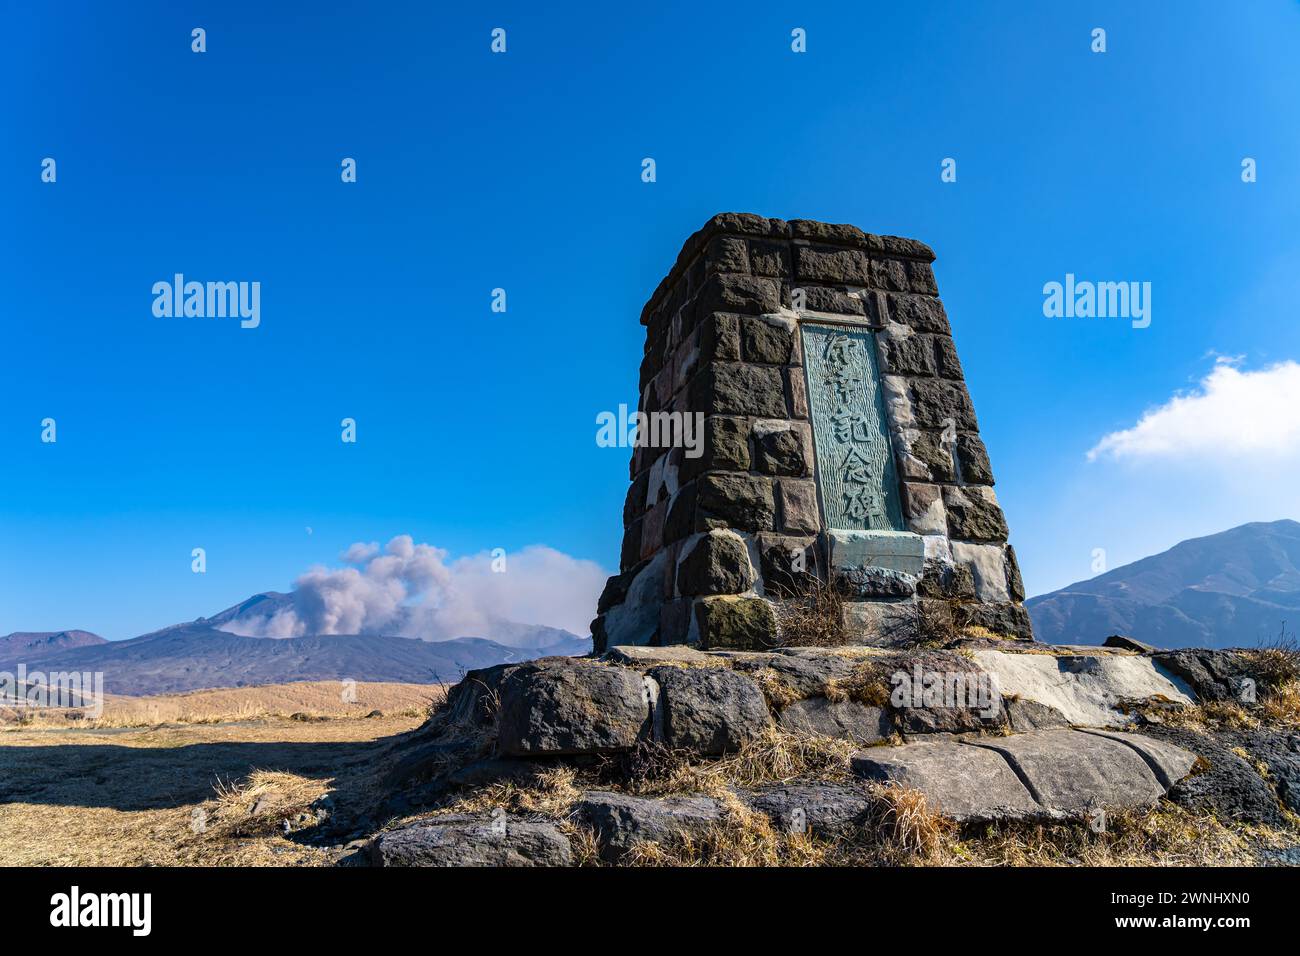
left=573, top=791, right=721, bottom=860
left=741, top=782, right=873, bottom=837
left=972, top=649, right=1195, bottom=728
left=1074, top=728, right=1199, bottom=788
left=603, top=645, right=719, bottom=667
left=372, top=814, right=572, bottom=867
left=852, top=739, right=1041, bottom=822
left=777, top=697, right=891, bottom=744
left=970, top=730, right=1164, bottom=811
left=852, top=728, right=1197, bottom=822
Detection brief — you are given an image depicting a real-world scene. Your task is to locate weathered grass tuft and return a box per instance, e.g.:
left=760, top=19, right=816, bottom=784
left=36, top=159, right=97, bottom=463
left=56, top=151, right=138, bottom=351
left=774, top=574, right=848, bottom=648
left=634, top=727, right=858, bottom=798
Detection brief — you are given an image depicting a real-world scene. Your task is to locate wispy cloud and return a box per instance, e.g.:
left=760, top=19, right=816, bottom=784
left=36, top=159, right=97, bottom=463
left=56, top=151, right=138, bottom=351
left=1088, top=359, right=1300, bottom=463
left=222, top=535, right=607, bottom=645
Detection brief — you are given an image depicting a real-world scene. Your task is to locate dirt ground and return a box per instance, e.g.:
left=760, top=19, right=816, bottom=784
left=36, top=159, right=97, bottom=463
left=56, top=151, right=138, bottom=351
left=0, top=711, right=424, bottom=866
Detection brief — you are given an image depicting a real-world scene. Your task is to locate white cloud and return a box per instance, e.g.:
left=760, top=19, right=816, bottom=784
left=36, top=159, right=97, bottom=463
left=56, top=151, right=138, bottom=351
left=1087, top=359, right=1300, bottom=463
left=223, top=535, right=608, bottom=645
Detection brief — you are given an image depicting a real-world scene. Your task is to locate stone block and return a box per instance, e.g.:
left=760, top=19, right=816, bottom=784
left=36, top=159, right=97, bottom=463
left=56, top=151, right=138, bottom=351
left=1004, top=545, right=1025, bottom=602
left=900, top=481, right=946, bottom=535
left=906, top=259, right=939, bottom=295
left=942, top=486, right=1009, bottom=542
left=704, top=234, right=750, bottom=274
left=870, top=257, right=909, bottom=292
left=796, top=285, right=866, bottom=315
left=951, top=541, right=1011, bottom=602
left=752, top=420, right=808, bottom=476
left=497, top=658, right=651, bottom=756
left=777, top=478, right=820, bottom=533
left=786, top=367, right=809, bottom=419
left=697, top=313, right=740, bottom=362
left=695, top=273, right=780, bottom=318
left=748, top=239, right=791, bottom=277
left=662, top=482, right=697, bottom=543
left=694, top=595, right=779, bottom=650
left=677, top=415, right=751, bottom=482
left=955, top=432, right=993, bottom=484
left=910, top=378, right=978, bottom=430
left=742, top=783, right=874, bottom=837
left=828, top=529, right=925, bottom=574
left=574, top=791, right=722, bottom=862
left=969, top=730, right=1165, bottom=812
left=777, top=698, right=892, bottom=745
left=740, top=314, right=796, bottom=364
left=696, top=472, right=776, bottom=532
left=648, top=665, right=772, bottom=754
left=878, top=327, right=936, bottom=377
left=372, top=815, right=572, bottom=867
left=884, top=292, right=951, bottom=334
left=676, top=529, right=754, bottom=596
left=603, top=551, right=667, bottom=646
left=794, top=245, right=871, bottom=284
left=690, top=362, right=787, bottom=418
left=851, top=740, right=1041, bottom=822
left=933, top=335, right=964, bottom=379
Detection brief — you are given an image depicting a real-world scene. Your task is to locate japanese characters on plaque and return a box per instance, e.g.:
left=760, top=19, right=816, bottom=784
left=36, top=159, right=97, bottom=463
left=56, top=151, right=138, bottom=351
left=801, top=323, right=905, bottom=532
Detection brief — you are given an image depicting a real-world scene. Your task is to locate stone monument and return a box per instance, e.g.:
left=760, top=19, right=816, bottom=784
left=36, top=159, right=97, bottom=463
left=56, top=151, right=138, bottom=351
left=592, top=213, right=1032, bottom=652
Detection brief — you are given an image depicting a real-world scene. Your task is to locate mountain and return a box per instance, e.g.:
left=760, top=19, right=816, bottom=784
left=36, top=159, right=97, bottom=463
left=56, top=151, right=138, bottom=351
left=0, top=629, right=106, bottom=664
left=1026, top=519, right=1300, bottom=649
left=14, top=624, right=586, bottom=696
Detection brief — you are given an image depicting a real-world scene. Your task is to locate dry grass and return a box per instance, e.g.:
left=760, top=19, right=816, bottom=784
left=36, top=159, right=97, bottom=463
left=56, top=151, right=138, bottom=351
left=774, top=575, right=847, bottom=648
left=0, top=711, right=424, bottom=866
left=0, top=680, right=442, bottom=730
left=942, top=803, right=1290, bottom=867
left=633, top=727, right=858, bottom=798
left=623, top=791, right=830, bottom=867
left=824, top=660, right=892, bottom=707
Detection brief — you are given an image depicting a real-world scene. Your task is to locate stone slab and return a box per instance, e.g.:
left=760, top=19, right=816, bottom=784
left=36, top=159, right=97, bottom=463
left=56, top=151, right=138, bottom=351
left=603, top=645, right=717, bottom=667
left=972, top=648, right=1195, bottom=728
left=969, top=730, right=1165, bottom=812
left=1074, top=728, right=1198, bottom=789
left=852, top=728, right=1197, bottom=821
left=372, top=814, right=572, bottom=867
left=829, top=528, right=926, bottom=575
left=777, top=697, right=892, bottom=744
left=573, top=791, right=722, bottom=861
left=851, top=740, right=1040, bottom=822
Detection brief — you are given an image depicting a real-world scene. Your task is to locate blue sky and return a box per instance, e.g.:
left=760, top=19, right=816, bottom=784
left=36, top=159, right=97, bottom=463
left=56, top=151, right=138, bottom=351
left=3, top=1, right=1299, bottom=640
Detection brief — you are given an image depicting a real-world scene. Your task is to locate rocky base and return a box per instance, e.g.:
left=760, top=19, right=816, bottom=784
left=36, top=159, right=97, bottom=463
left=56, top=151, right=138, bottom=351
left=344, top=639, right=1300, bottom=866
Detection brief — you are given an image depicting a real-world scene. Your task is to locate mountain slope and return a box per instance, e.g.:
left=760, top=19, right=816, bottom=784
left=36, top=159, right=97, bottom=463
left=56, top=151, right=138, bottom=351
left=0, top=629, right=106, bottom=664
left=15, top=625, right=579, bottom=696
left=1027, top=519, right=1300, bottom=648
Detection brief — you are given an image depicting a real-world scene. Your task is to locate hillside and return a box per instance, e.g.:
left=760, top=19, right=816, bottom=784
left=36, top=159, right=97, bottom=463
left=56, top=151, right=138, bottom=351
left=14, top=625, right=586, bottom=696
left=1026, top=519, right=1300, bottom=648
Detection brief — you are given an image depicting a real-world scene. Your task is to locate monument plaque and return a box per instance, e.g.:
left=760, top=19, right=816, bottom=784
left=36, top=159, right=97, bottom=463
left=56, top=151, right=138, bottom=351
left=801, top=322, right=904, bottom=533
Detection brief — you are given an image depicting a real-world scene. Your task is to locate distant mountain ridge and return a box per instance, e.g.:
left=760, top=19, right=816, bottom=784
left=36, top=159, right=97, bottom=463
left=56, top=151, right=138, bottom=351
left=0, top=629, right=106, bottom=664
left=4, top=594, right=591, bottom=696
left=1026, top=519, right=1300, bottom=649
